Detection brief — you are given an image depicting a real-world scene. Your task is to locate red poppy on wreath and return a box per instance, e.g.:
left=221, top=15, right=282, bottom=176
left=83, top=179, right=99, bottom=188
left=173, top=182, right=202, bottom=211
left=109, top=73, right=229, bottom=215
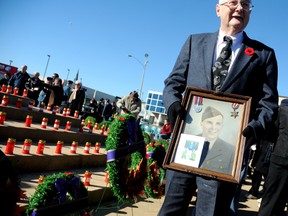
left=118, top=116, right=125, bottom=121
left=245, top=47, right=255, bottom=56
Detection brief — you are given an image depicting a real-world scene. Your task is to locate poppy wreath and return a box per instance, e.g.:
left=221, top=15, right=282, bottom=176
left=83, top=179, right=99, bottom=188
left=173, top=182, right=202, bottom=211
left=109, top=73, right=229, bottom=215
left=26, top=172, right=88, bottom=216
left=105, top=114, right=147, bottom=201
left=144, top=141, right=167, bottom=198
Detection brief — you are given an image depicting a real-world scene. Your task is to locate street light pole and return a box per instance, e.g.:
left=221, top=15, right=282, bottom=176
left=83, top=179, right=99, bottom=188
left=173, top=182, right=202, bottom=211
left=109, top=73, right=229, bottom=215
left=66, top=68, right=70, bottom=84
left=9, top=60, right=13, bottom=65
left=43, top=54, right=51, bottom=81
left=128, top=53, right=149, bottom=100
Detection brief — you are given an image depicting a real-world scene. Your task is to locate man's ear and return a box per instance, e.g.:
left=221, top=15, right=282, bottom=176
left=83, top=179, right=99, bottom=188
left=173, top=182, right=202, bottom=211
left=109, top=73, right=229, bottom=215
left=216, top=4, right=221, bottom=17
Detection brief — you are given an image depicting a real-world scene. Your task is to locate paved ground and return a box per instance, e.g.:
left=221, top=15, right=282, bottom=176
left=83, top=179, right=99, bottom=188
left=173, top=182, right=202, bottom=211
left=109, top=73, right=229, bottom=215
left=79, top=178, right=262, bottom=216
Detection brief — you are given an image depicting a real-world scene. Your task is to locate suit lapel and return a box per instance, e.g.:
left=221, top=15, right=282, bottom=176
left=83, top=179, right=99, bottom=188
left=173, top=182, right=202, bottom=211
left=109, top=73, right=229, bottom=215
left=203, top=32, right=218, bottom=90
left=222, top=33, right=253, bottom=90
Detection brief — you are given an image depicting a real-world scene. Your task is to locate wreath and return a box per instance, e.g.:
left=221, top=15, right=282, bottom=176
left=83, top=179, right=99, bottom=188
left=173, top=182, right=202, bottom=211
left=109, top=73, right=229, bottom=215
left=26, top=172, right=88, bottom=215
left=144, top=140, right=168, bottom=198
left=105, top=114, right=147, bottom=202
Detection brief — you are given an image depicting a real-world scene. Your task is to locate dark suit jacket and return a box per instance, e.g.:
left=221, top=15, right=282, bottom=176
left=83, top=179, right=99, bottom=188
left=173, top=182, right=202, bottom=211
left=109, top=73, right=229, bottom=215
left=69, top=89, right=85, bottom=114
left=163, top=31, right=278, bottom=140
left=270, top=99, right=288, bottom=166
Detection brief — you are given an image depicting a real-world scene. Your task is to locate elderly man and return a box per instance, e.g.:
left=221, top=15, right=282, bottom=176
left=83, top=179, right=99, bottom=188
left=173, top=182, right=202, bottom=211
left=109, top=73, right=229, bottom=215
left=68, top=80, right=85, bottom=117
left=8, top=65, right=30, bottom=95
left=116, top=91, right=142, bottom=117
left=158, top=0, right=278, bottom=215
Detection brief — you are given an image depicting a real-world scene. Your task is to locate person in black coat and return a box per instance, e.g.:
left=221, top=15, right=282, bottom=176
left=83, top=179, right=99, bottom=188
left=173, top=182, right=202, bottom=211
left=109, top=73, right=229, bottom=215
left=68, top=80, right=85, bottom=117
left=0, top=72, right=10, bottom=86
left=81, top=98, right=98, bottom=120
left=245, top=139, right=273, bottom=199
left=101, top=99, right=113, bottom=121
left=258, top=99, right=288, bottom=216
left=8, top=65, right=30, bottom=95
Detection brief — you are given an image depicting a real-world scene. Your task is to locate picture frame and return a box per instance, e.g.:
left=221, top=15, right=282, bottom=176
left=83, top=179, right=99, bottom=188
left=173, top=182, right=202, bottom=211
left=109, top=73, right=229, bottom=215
left=163, top=86, right=252, bottom=183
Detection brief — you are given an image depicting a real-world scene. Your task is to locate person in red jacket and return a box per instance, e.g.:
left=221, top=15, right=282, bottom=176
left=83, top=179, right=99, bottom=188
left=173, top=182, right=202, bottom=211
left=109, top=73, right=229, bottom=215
left=156, top=119, right=172, bottom=140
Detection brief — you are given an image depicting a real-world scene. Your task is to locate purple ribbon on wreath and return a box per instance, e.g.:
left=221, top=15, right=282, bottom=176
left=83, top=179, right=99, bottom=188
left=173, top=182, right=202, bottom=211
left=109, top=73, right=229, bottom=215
left=107, top=141, right=145, bottom=162
left=126, top=119, right=139, bottom=145
left=54, top=176, right=82, bottom=203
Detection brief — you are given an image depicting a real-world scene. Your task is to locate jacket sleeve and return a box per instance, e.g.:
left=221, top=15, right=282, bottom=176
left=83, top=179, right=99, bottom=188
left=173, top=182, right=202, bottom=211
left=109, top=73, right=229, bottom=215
left=162, top=36, right=192, bottom=111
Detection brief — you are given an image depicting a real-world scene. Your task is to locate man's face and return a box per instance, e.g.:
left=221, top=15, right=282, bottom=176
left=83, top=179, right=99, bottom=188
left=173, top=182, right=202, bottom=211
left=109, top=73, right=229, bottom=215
left=216, top=0, right=251, bottom=34
left=201, top=115, right=224, bottom=142
left=75, top=82, right=80, bottom=89
left=22, top=65, right=27, bottom=73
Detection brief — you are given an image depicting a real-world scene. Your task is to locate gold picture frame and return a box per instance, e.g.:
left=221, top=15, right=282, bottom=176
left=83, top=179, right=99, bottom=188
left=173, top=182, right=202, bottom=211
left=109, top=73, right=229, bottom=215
left=163, top=86, right=252, bottom=183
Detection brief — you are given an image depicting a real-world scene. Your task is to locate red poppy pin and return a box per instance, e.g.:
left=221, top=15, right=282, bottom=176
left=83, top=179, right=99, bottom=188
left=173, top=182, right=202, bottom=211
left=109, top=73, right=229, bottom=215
left=245, top=47, right=255, bottom=56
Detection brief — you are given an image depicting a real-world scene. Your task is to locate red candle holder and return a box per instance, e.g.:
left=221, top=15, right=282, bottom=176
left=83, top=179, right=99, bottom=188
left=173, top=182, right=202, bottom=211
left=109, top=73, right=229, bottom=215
left=0, top=111, right=6, bottom=124
left=13, top=87, right=19, bottom=95
left=66, top=108, right=71, bottom=116
left=39, top=102, right=45, bottom=112
left=83, top=142, right=91, bottom=154
left=1, top=95, right=8, bottom=106
left=4, top=138, right=16, bottom=154
left=55, top=141, right=63, bottom=154
left=93, top=123, right=99, bottom=130
left=104, top=171, right=109, bottom=184
left=62, top=108, right=67, bottom=116
left=6, top=85, right=12, bottom=94
left=65, top=121, right=71, bottom=131
left=22, top=89, right=28, bottom=97
left=53, top=119, right=60, bottom=130
left=46, top=104, right=52, bottom=111
left=74, top=110, right=79, bottom=118
left=84, top=171, right=92, bottom=186
left=36, top=140, right=46, bottom=154
left=22, top=139, right=32, bottom=154
left=70, top=141, right=78, bottom=154
left=25, top=115, right=33, bottom=127
left=16, top=98, right=22, bottom=108
left=94, top=142, right=101, bottom=153
left=38, top=175, right=46, bottom=184
left=52, top=106, right=58, bottom=115
left=1, top=84, right=7, bottom=92
left=41, top=117, right=48, bottom=129
left=79, top=120, right=85, bottom=132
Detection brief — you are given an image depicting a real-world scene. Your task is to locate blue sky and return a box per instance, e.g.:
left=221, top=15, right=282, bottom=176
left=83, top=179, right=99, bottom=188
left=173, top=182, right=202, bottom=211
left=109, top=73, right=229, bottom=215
left=0, top=0, right=287, bottom=99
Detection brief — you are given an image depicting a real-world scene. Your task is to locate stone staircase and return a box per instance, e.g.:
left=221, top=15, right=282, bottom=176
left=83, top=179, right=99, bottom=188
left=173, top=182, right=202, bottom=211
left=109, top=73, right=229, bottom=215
left=0, top=91, right=113, bottom=214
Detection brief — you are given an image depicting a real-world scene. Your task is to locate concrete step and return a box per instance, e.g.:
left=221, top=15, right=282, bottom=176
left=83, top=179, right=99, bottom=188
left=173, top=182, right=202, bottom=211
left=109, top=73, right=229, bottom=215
left=0, top=104, right=82, bottom=127
left=0, top=119, right=106, bottom=144
left=1, top=138, right=107, bottom=172
left=0, top=91, right=33, bottom=108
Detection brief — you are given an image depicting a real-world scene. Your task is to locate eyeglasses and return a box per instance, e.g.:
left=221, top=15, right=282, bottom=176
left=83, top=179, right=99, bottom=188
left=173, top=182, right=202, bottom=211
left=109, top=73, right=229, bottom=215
left=219, top=1, right=254, bottom=12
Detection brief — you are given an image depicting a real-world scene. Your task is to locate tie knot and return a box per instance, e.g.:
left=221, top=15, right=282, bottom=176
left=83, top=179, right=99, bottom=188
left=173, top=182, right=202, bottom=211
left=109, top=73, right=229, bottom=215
left=224, top=36, right=233, bottom=46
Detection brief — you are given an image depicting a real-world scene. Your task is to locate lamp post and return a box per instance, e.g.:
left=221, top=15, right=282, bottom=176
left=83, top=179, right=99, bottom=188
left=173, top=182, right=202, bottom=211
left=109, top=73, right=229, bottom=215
left=66, top=68, right=70, bottom=85
left=9, top=60, right=13, bottom=65
left=128, top=53, right=149, bottom=100
left=43, top=54, right=51, bottom=81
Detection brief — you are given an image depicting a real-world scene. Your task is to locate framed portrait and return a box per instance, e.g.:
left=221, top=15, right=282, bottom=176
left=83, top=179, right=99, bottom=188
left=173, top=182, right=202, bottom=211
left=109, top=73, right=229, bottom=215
left=163, top=86, right=252, bottom=183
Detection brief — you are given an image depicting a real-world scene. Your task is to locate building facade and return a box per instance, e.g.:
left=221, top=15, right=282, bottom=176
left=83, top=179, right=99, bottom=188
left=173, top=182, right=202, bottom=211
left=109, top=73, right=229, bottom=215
left=142, top=90, right=167, bottom=126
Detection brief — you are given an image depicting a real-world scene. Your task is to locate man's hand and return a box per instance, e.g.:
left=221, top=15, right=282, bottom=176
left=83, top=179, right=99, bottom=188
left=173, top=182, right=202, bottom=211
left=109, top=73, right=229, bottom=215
left=168, top=101, right=186, bottom=130
left=121, top=106, right=129, bottom=113
left=242, top=126, right=256, bottom=148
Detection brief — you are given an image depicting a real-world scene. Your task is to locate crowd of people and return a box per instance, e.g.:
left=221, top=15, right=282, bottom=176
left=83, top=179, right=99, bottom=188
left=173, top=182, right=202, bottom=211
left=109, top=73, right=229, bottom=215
left=2, top=65, right=95, bottom=120
left=1, top=66, right=143, bottom=124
